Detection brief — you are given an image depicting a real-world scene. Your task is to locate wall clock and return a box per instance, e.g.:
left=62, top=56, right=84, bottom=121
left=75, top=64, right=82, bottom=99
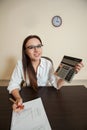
left=52, top=16, right=62, bottom=27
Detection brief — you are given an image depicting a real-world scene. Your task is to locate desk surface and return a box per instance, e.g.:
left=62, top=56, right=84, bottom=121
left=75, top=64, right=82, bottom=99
left=0, top=86, right=87, bottom=130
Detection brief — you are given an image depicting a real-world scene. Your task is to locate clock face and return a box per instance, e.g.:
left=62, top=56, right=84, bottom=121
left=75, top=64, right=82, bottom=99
left=52, top=16, right=62, bottom=27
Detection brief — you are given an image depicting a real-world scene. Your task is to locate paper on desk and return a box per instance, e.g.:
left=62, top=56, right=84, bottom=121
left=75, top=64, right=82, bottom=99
left=10, top=98, right=52, bottom=130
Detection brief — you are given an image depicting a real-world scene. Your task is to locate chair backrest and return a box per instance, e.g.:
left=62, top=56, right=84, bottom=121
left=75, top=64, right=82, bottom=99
left=41, top=56, right=53, bottom=65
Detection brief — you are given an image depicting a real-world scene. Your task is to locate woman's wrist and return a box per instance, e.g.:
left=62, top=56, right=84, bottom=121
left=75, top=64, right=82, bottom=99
left=57, top=78, right=65, bottom=89
left=11, top=89, right=21, bottom=100
left=16, top=96, right=22, bottom=100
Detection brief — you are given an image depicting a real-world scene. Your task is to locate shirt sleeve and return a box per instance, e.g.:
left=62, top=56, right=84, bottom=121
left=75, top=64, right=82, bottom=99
left=48, top=62, right=58, bottom=89
left=7, top=60, right=24, bottom=93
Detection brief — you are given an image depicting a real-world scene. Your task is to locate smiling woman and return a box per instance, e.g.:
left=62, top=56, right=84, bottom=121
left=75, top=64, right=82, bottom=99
left=24, top=36, right=43, bottom=64
left=7, top=35, right=83, bottom=112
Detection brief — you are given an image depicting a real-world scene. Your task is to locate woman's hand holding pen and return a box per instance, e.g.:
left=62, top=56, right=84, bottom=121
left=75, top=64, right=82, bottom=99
left=10, top=89, right=24, bottom=112
left=10, top=97, right=24, bottom=112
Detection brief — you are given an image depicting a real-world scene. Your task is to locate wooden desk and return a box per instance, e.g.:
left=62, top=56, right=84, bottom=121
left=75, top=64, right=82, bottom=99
left=0, top=86, right=87, bottom=130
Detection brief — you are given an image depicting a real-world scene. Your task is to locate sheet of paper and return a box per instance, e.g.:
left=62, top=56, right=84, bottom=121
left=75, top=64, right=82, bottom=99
left=10, top=98, right=52, bottom=130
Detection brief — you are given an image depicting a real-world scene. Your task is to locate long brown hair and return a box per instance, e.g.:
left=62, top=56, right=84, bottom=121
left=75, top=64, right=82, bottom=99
left=22, top=35, right=42, bottom=90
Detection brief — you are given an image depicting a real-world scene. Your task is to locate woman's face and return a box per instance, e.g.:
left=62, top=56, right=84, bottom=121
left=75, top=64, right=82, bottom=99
left=25, top=38, right=43, bottom=62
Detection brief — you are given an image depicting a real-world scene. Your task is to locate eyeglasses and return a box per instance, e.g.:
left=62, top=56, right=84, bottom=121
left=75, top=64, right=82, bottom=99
left=26, top=44, right=43, bottom=50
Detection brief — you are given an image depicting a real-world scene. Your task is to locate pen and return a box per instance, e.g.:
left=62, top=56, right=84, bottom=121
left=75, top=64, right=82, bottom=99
left=9, top=98, right=24, bottom=109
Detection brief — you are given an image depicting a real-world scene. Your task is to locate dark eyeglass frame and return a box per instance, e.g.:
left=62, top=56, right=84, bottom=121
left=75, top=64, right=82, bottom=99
left=25, top=44, right=43, bottom=50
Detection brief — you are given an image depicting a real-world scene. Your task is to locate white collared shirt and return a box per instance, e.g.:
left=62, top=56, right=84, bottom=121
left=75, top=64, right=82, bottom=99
left=7, top=58, right=58, bottom=93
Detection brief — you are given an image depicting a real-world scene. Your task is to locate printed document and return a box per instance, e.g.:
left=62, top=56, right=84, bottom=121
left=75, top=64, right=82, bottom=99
left=10, top=98, right=52, bottom=130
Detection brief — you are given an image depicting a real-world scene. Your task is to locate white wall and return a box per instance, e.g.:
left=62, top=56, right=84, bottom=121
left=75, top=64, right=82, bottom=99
left=0, top=0, right=87, bottom=80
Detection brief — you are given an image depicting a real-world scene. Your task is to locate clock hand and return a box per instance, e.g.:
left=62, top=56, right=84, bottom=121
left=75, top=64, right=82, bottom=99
left=56, top=20, right=59, bottom=23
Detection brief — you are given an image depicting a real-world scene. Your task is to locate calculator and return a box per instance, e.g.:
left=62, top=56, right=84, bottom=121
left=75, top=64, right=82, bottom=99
left=56, top=55, right=82, bottom=82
